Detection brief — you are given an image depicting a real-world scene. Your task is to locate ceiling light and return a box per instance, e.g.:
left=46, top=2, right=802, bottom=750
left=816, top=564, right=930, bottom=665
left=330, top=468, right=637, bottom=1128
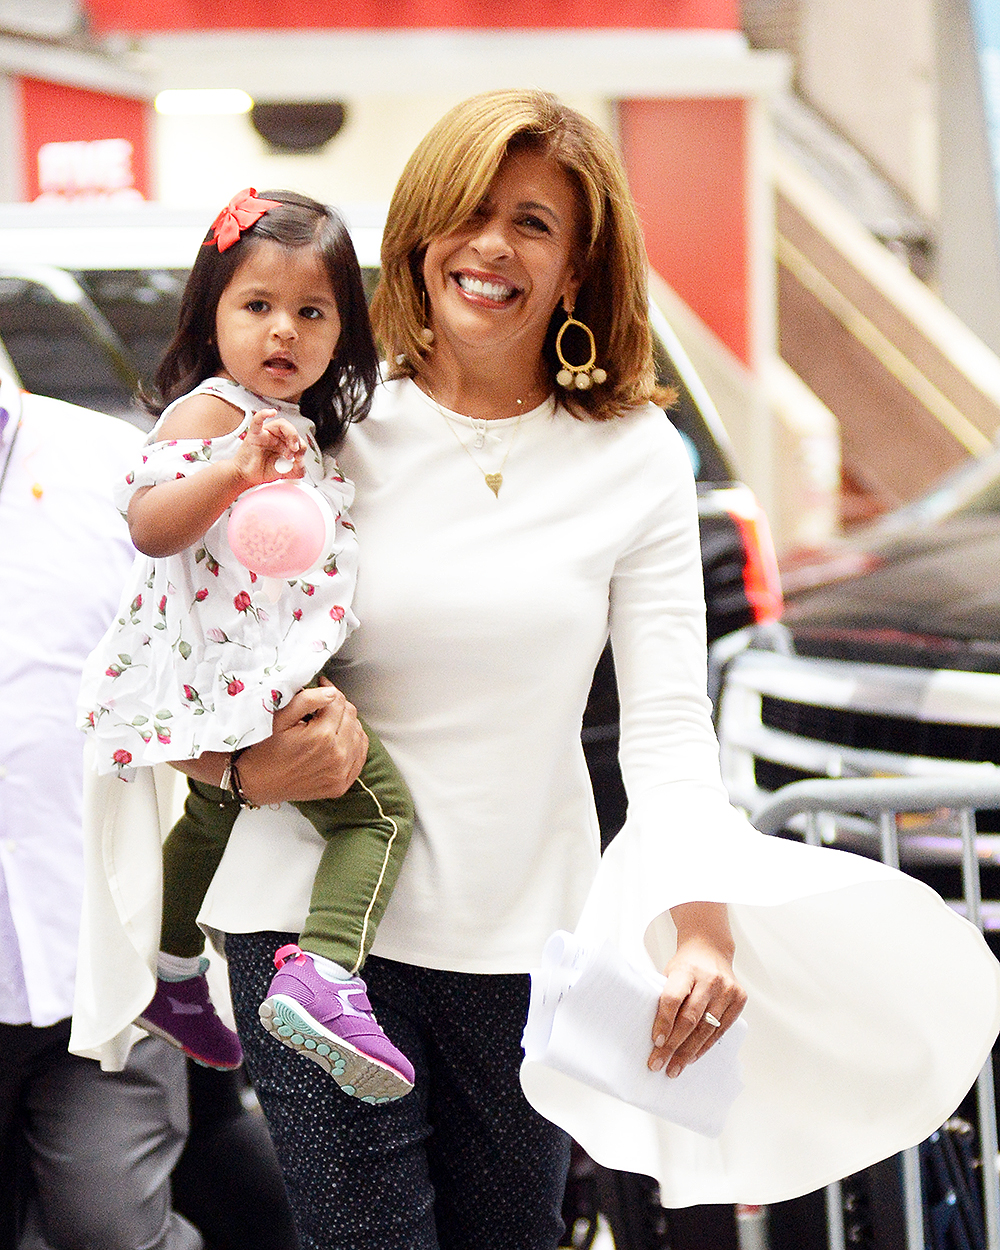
left=154, top=90, right=253, bottom=116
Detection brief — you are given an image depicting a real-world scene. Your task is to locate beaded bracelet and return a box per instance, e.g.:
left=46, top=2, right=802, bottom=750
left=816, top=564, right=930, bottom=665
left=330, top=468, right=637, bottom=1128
left=228, top=748, right=259, bottom=809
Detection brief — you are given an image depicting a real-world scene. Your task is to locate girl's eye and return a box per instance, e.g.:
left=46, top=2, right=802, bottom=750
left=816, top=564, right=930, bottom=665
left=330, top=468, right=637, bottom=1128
left=300, top=306, right=323, bottom=320
left=246, top=300, right=269, bottom=313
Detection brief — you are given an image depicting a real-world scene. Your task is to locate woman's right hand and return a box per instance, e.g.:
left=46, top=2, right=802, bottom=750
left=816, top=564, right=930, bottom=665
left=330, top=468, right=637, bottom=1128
left=234, top=678, right=368, bottom=805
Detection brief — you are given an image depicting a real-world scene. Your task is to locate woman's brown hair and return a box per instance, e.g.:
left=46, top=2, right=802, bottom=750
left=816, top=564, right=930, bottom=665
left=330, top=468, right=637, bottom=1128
left=370, top=89, right=674, bottom=421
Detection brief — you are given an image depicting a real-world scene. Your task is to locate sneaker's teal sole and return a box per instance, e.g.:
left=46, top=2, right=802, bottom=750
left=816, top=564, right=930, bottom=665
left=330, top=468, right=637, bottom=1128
left=258, top=995, right=413, bottom=1102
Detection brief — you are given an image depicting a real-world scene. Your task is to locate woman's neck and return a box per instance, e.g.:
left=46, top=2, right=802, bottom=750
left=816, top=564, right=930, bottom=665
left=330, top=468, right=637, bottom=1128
left=416, top=353, right=551, bottom=422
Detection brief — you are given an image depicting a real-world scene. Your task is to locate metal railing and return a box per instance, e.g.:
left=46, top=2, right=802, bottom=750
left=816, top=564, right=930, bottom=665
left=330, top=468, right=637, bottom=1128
left=753, top=776, right=1000, bottom=1250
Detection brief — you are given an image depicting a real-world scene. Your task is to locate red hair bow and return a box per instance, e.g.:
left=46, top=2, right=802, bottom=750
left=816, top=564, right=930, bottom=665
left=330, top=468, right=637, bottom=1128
left=205, top=187, right=282, bottom=252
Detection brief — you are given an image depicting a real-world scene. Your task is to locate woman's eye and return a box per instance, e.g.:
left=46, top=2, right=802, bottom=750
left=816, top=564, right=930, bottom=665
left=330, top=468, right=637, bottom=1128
left=246, top=300, right=268, bottom=313
left=520, top=215, right=550, bottom=233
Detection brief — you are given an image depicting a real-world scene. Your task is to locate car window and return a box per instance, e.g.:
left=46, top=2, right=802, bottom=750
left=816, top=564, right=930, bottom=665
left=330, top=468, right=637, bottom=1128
left=74, top=269, right=186, bottom=391
left=0, top=251, right=739, bottom=482
left=0, top=274, right=136, bottom=415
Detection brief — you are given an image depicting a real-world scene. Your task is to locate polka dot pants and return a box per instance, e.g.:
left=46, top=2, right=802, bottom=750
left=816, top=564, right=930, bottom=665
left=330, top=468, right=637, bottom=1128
left=225, top=932, right=571, bottom=1250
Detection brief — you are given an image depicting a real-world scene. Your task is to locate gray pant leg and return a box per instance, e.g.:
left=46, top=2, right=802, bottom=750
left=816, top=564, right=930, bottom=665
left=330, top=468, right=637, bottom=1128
left=18, top=1036, right=203, bottom=1250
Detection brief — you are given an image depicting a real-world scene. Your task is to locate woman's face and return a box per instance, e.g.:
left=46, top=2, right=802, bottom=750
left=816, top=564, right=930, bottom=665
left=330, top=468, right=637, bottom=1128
left=421, top=148, right=583, bottom=374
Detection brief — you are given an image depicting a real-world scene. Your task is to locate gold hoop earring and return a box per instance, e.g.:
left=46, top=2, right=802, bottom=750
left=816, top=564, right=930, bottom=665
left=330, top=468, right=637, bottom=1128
left=555, top=309, right=606, bottom=390
left=420, top=290, right=434, bottom=346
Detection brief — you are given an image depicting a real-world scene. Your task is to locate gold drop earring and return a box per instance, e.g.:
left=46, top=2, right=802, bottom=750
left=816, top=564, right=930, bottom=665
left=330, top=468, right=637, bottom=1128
left=555, top=299, right=606, bottom=391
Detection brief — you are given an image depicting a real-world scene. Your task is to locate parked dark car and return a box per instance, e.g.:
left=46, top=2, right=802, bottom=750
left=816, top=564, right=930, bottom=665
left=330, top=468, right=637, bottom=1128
left=716, top=443, right=1000, bottom=903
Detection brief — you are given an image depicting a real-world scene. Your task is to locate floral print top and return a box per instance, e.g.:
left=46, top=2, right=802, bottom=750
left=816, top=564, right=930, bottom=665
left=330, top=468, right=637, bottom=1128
left=78, top=377, right=359, bottom=777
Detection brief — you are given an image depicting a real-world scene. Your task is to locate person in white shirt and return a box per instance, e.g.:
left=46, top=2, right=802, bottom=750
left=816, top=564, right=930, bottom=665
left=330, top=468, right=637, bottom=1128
left=0, top=370, right=202, bottom=1250
left=73, top=91, right=1000, bottom=1249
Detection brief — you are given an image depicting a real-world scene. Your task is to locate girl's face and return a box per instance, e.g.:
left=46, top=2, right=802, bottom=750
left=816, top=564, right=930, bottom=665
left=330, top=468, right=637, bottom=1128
left=421, top=148, right=583, bottom=376
left=214, top=240, right=341, bottom=403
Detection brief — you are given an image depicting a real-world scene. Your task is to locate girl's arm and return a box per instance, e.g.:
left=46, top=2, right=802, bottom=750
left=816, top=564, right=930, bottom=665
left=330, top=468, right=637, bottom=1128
left=128, top=396, right=305, bottom=558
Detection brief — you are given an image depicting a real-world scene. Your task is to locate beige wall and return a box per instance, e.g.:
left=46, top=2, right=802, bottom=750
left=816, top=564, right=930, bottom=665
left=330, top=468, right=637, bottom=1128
left=796, top=0, right=938, bottom=218
left=154, top=94, right=614, bottom=209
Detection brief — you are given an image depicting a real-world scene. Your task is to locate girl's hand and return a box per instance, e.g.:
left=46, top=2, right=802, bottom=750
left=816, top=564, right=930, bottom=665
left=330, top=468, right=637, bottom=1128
left=232, top=408, right=307, bottom=487
left=647, top=901, right=746, bottom=1079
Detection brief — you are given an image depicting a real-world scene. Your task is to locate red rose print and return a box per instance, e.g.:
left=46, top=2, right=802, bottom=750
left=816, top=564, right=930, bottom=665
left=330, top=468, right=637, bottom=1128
left=194, top=588, right=208, bottom=602
left=234, top=591, right=252, bottom=614
left=130, top=594, right=142, bottom=613
left=329, top=605, right=345, bottom=621
left=158, top=596, right=167, bottom=614
left=302, top=584, right=315, bottom=597
left=105, top=664, right=122, bottom=678
left=292, top=609, right=302, bottom=622
left=271, top=690, right=282, bottom=708
left=183, top=685, right=198, bottom=701
left=156, top=728, right=171, bottom=744
left=227, top=677, right=245, bottom=697
left=112, top=749, right=132, bottom=766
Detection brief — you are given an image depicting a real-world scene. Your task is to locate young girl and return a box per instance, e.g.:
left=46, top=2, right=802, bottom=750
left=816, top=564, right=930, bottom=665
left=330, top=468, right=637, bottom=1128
left=78, top=189, right=415, bottom=1103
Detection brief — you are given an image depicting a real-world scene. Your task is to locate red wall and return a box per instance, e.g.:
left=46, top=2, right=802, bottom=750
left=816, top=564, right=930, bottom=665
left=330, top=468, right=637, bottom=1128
left=619, top=97, right=749, bottom=364
left=20, top=78, right=152, bottom=202
left=85, top=0, right=738, bottom=31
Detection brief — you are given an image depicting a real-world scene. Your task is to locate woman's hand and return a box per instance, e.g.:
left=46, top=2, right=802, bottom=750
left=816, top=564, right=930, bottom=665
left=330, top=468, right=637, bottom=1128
left=647, top=901, right=746, bottom=1079
left=171, top=678, right=367, bottom=804
left=235, top=678, right=368, bottom=804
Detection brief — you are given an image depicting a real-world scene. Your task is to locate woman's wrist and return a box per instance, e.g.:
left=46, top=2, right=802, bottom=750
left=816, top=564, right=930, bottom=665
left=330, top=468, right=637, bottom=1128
left=669, top=901, right=736, bottom=960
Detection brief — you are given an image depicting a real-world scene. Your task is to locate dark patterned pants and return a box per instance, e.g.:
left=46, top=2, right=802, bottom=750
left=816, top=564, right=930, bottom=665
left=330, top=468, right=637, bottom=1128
left=225, top=932, right=570, bottom=1250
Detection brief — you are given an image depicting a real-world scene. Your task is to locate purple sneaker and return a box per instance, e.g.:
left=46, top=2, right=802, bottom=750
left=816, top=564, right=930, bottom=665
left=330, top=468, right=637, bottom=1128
left=138, top=968, right=243, bottom=1070
left=259, top=944, right=414, bottom=1102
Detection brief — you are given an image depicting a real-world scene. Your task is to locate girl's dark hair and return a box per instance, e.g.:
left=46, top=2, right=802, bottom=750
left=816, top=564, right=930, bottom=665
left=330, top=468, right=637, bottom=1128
left=147, top=190, right=378, bottom=449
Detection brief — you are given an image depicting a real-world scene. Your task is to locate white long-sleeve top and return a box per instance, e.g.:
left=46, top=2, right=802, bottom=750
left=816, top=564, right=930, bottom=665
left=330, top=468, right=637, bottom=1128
left=73, top=377, right=1000, bottom=1206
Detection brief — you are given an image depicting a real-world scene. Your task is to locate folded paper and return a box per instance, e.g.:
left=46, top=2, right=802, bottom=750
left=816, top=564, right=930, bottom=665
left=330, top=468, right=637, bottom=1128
left=522, top=930, right=747, bottom=1138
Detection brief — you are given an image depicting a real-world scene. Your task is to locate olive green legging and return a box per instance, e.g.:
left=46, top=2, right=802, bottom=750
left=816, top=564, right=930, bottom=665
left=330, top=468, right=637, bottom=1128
left=160, top=723, right=414, bottom=974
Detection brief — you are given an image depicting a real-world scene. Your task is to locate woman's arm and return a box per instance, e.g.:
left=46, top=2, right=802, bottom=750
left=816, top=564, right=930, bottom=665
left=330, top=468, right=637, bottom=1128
left=607, top=416, right=748, bottom=1076
left=647, top=901, right=746, bottom=1077
left=171, top=679, right=368, bottom=803
left=128, top=400, right=305, bottom=557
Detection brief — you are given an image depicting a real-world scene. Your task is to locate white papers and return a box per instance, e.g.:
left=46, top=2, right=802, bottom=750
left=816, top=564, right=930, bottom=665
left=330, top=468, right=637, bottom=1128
left=522, top=931, right=747, bottom=1138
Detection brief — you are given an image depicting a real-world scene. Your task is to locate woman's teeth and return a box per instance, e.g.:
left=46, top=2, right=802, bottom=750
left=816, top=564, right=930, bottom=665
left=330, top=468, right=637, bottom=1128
left=457, top=275, right=515, bottom=302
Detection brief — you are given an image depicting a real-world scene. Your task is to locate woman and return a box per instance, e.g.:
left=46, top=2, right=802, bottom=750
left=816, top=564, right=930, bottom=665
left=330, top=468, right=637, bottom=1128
left=74, top=90, right=1000, bottom=1248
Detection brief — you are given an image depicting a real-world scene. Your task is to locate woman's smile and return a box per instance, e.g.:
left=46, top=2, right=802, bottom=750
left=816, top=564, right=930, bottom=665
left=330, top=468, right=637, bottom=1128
left=422, top=147, right=582, bottom=368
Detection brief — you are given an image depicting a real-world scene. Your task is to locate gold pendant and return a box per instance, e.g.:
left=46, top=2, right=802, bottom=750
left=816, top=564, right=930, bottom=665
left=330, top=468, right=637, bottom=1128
left=485, top=473, right=503, bottom=497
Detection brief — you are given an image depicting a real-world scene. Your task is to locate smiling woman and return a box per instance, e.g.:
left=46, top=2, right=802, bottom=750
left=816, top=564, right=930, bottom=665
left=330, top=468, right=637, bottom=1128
left=74, top=93, right=1000, bottom=1250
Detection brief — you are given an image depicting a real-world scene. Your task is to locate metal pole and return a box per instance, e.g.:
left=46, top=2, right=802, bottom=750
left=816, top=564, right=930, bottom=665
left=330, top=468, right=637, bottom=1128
left=900, top=1146, right=925, bottom=1250
left=825, top=1181, right=846, bottom=1250
left=801, top=811, right=848, bottom=1250
left=879, top=809, right=900, bottom=870
left=958, top=807, right=1000, bottom=1250
left=879, top=809, right=925, bottom=1248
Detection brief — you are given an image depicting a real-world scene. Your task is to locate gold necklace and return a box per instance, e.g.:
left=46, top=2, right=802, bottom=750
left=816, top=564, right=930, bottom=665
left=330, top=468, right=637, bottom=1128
left=426, top=388, right=532, bottom=497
